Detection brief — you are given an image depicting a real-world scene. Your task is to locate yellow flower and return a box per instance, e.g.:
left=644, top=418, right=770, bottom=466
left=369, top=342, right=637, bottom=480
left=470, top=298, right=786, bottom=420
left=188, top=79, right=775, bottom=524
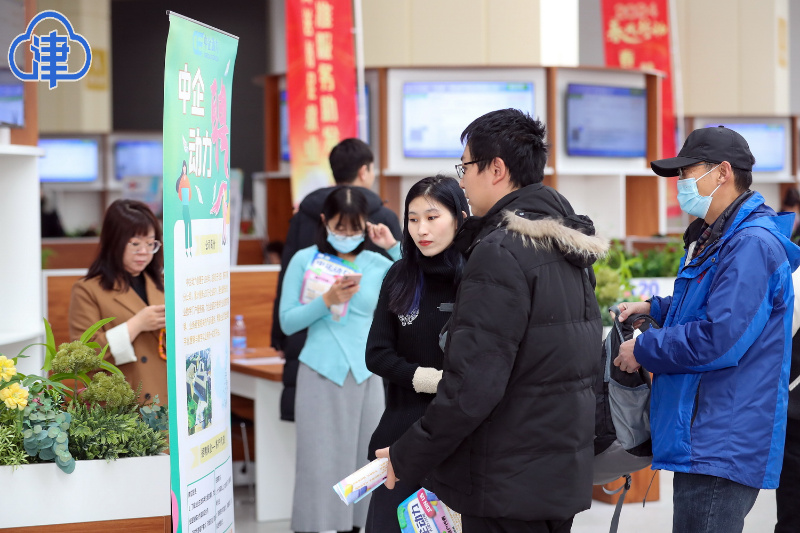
left=0, top=355, right=16, bottom=382
left=0, top=382, right=28, bottom=410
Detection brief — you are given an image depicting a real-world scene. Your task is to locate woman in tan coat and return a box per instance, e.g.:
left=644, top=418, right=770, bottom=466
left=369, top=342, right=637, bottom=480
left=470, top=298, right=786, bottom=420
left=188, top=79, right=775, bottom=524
left=69, top=200, right=167, bottom=403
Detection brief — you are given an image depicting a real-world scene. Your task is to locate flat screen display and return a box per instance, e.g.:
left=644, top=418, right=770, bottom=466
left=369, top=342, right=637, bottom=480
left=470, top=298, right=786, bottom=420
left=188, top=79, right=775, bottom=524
left=39, top=138, right=99, bottom=183
left=565, top=84, right=647, bottom=158
left=0, top=68, right=24, bottom=127
left=114, top=140, right=163, bottom=181
left=402, top=81, right=535, bottom=158
left=280, top=86, right=370, bottom=162
left=704, top=123, right=785, bottom=172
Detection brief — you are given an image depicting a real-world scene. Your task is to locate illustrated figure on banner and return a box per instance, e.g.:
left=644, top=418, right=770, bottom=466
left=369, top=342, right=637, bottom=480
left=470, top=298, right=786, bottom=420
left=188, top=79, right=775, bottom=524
left=176, top=160, right=194, bottom=256
left=211, top=180, right=229, bottom=245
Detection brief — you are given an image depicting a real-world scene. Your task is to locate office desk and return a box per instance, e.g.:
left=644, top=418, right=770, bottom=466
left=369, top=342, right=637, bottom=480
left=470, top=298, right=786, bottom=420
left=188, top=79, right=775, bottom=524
left=230, top=348, right=295, bottom=522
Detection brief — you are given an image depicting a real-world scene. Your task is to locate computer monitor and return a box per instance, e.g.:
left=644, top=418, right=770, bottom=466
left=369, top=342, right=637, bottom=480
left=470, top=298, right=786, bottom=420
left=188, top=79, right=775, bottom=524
left=565, top=83, right=647, bottom=158
left=704, top=123, right=785, bottom=172
left=114, top=139, right=163, bottom=181
left=402, top=81, right=535, bottom=158
left=0, top=68, right=24, bottom=127
left=39, top=138, right=100, bottom=183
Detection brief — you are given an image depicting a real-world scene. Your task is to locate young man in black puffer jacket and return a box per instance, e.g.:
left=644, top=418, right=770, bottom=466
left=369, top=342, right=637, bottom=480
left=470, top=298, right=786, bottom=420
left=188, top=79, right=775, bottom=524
left=271, top=138, right=401, bottom=421
left=376, top=109, right=607, bottom=532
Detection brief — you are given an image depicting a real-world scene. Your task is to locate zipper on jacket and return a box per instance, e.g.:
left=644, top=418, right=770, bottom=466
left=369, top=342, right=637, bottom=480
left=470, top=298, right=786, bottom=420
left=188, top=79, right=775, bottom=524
left=691, top=378, right=702, bottom=427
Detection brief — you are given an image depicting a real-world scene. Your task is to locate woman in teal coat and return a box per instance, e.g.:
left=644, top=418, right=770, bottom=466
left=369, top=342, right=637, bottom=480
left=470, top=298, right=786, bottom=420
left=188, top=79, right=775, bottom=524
left=280, top=185, right=399, bottom=533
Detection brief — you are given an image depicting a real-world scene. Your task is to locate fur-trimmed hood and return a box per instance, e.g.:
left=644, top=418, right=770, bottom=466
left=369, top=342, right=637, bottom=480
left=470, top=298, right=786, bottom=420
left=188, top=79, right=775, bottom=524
left=503, top=210, right=609, bottom=269
left=453, top=183, right=609, bottom=269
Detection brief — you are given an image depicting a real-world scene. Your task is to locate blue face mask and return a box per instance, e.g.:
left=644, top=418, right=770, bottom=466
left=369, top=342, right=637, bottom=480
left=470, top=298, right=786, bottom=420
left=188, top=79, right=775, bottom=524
left=326, top=228, right=365, bottom=253
left=677, top=164, right=721, bottom=219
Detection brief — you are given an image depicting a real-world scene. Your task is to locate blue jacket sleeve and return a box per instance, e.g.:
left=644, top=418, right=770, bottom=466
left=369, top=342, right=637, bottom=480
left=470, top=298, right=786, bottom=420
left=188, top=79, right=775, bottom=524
left=279, top=249, right=331, bottom=336
left=271, top=213, right=303, bottom=348
left=635, top=232, right=786, bottom=374
left=386, top=242, right=401, bottom=262
left=649, top=295, right=672, bottom=326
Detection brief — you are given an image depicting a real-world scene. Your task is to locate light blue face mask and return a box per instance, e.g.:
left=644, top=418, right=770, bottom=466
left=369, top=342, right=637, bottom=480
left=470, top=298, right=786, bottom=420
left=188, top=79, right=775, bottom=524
left=677, top=164, right=721, bottom=219
left=326, top=228, right=365, bottom=253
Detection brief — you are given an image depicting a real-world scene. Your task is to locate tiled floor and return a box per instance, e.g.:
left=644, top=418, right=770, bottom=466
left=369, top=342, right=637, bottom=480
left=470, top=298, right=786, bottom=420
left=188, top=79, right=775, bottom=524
left=232, top=471, right=779, bottom=533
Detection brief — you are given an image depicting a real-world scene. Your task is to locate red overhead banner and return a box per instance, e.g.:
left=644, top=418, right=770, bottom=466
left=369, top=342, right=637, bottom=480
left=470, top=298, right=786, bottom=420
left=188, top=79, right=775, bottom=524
left=602, top=0, right=680, bottom=218
left=286, top=0, right=358, bottom=205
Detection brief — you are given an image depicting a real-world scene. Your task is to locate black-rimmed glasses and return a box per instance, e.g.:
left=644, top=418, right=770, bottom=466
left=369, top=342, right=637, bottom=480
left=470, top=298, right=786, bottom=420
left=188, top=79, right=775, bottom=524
left=455, top=159, right=489, bottom=179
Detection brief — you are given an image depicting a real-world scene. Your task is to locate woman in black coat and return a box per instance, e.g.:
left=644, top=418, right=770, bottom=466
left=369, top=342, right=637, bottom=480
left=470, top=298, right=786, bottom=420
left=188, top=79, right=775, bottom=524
left=365, top=175, right=468, bottom=532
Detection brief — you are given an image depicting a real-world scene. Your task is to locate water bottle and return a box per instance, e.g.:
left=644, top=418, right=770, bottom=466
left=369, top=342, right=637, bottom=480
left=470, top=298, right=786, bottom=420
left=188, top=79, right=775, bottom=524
left=232, top=315, right=247, bottom=355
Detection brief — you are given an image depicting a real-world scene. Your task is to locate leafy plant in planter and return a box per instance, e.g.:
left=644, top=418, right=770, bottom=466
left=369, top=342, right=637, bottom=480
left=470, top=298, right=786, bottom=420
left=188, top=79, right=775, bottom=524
left=0, top=408, right=27, bottom=467
left=628, top=240, right=685, bottom=278
left=593, top=241, right=638, bottom=326
left=68, top=401, right=167, bottom=461
left=22, top=395, right=75, bottom=473
left=0, top=317, right=169, bottom=473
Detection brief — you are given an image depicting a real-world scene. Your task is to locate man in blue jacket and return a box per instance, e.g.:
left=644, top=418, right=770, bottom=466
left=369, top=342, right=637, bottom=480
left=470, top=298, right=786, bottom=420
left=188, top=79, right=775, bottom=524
left=617, top=126, right=800, bottom=533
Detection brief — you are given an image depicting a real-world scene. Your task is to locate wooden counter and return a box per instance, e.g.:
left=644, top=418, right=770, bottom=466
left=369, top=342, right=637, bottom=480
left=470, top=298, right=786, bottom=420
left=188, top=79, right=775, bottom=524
left=229, top=346, right=293, bottom=522
left=230, top=347, right=284, bottom=382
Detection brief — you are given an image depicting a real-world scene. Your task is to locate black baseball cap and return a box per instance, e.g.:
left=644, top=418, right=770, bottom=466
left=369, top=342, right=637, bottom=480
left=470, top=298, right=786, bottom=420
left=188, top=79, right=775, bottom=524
left=650, top=125, right=756, bottom=177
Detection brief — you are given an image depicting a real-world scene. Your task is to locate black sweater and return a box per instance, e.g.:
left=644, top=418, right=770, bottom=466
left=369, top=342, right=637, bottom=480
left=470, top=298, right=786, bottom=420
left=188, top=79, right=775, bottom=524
left=366, top=253, right=458, bottom=459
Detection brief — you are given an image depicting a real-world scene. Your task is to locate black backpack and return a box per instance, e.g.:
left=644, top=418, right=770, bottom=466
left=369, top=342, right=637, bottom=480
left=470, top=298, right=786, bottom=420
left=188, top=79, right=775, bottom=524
left=594, top=305, right=660, bottom=533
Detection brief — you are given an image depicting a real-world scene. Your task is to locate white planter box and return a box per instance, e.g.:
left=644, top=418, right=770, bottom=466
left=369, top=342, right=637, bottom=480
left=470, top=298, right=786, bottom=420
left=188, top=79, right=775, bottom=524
left=0, top=454, right=170, bottom=528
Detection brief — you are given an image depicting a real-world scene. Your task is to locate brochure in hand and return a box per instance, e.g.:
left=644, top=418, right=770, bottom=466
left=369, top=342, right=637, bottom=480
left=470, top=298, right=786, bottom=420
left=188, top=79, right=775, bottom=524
left=300, top=251, right=359, bottom=323
left=333, top=458, right=388, bottom=505
left=398, top=489, right=462, bottom=533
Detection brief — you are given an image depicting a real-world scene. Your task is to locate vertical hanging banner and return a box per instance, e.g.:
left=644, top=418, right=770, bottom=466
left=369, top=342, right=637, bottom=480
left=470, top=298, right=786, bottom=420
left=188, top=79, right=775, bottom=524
left=163, top=12, right=238, bottom=533
left=286, top=0, right=358, bottom=205
left=602, top=0, right=681, bottom=218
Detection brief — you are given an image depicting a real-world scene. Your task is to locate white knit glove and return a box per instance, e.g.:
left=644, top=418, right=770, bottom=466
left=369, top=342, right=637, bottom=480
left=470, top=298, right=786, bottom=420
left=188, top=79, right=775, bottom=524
left=412, top=367, right=442, bottom=394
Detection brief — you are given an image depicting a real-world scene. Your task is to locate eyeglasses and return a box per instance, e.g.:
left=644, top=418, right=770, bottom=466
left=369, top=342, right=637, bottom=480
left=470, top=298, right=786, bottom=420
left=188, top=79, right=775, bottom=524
left=127, top=239, right=162, bottom=254
left=455, top=159, right=488, bottom=179
left=678, top=162, right=709, bottom=180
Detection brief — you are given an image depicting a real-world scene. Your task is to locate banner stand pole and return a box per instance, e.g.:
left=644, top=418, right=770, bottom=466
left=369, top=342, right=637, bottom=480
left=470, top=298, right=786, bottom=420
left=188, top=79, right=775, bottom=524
left=353, top=0, right=368, bottom=143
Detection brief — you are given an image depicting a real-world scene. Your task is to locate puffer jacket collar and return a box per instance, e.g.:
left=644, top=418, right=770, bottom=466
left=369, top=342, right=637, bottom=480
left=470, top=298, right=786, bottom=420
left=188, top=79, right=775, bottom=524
left=454, top=183, right=609, bottom=268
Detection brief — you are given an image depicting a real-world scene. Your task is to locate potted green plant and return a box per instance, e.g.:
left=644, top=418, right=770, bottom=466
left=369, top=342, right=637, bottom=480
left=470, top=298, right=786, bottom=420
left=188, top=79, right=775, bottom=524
left=0, top=318, right=171, bottom=528
left=628, top=240, right=683, bottom=302
left=593, top=241, right=640, bottom=327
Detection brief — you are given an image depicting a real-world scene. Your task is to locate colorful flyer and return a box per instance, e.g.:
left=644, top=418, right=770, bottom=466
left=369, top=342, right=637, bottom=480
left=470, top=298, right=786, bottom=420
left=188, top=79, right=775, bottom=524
left=163, top=11, right=239, bottom=533
left=333, top=458, right=388, bottom=505
left=301, top=251, right=359, bottom=323
left=398, top=489, right=462, bottom=533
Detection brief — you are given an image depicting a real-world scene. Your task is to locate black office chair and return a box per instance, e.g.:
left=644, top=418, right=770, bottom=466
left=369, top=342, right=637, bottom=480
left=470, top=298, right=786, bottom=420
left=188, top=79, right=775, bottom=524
left=231, top=399, right=256, bottom=503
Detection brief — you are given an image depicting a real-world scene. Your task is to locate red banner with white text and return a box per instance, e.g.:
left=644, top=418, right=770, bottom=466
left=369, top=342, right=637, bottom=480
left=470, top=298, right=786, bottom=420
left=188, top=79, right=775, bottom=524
left=286, top=0, right=357, bottom=205
left=602, top=0, right=681, bottom=218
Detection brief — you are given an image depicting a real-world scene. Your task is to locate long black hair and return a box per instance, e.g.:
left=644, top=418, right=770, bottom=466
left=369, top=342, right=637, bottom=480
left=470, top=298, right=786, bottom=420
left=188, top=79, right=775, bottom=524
left=85, top=199, right=164, bottom=292
left=316, top=185, right=372, bottom=256
left=386, top=175, right=468, bottom=314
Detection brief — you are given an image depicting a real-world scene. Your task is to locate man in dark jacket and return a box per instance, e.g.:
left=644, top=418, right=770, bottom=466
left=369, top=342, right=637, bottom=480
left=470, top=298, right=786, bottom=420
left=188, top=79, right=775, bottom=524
left=376, top=109, right=606, bottom=532
left=271, top=138, right=401, bottom=421
left=778, top=303, right=800, bottom=532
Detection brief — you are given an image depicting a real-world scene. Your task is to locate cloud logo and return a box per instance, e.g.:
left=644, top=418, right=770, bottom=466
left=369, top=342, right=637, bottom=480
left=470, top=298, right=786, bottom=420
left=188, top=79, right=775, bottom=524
left=7, top=10, right=93, bottom=89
